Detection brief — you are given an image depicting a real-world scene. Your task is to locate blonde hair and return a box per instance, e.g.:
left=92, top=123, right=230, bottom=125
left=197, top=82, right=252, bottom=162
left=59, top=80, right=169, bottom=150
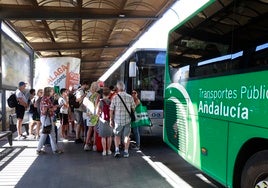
left=37, top=89, right=43, bottom=96
left=90, top=81, right=99, bottom=92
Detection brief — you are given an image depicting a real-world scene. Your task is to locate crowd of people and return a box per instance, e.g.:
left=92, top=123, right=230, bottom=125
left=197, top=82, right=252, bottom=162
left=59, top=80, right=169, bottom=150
left=13, top=80, right=141, bottom=158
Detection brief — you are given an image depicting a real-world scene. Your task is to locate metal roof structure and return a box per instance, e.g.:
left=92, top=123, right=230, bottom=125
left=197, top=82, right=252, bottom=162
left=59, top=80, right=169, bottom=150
left=0, top=0, right=176, bottom=82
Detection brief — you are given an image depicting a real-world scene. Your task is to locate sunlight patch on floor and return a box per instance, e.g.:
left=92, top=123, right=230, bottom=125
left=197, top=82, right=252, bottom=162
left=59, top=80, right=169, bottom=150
left=0, top=142, right=38, bottom=188
left=142, top=155, right=192, bottom=188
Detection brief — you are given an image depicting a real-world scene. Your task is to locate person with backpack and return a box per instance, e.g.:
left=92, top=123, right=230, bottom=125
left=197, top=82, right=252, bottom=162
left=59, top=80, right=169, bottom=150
left=96, top=87, right=113, bottom=156
left=58, top=88, right=69, bottom=140
left=15, top=81, right=29, bottom=140
left=74, top=81, right=89, bottom=144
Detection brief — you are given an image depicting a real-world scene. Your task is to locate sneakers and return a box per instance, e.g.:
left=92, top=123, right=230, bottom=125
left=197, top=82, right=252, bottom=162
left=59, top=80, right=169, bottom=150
left=35, top=135, right=40, bottom=140
left=18, top=134, right=27, bottom=140
left=36, top=150, right=62, bottom=155
left=102, top=151, right=112, bottom=156
left=114, top=151, right=120, bottom=158
left=29, top=134, right=35, bottom=139
left=53, top=150, right=63, bottom=154
left=123, top=152, right=129, bottom=158
left=84, top=144, right=91, bottom=151
left=36, top=150, right=46, bottom=155
left=92, top=145, right=97, bottom=151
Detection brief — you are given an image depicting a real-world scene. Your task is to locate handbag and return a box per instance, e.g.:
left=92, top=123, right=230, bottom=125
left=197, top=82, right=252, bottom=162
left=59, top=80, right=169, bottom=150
left=131, top=104, right=152, bottom=128
left=117, top=94, right=136, bottom=122
left=42, top=125, right=52, bottom=134
left=42, top=111, right=52, bottom=134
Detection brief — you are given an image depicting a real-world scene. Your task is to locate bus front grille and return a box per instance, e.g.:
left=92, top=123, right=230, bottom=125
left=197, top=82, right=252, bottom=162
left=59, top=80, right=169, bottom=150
left=165, top=98, right=187, bottom=153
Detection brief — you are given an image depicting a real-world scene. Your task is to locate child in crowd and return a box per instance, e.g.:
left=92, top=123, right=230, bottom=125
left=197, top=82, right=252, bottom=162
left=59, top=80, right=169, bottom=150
left=97, top=87, right=113, bottom=156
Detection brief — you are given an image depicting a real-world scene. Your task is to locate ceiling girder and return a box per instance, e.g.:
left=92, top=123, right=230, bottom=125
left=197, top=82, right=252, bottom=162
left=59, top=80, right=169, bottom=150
left=31, top=42, right=128, bottom=51
left=0, top=5, right=158, bottom=20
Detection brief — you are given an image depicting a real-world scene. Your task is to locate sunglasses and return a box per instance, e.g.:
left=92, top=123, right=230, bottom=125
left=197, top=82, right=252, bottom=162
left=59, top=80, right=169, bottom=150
left=132, top=91, right=137, bottom=94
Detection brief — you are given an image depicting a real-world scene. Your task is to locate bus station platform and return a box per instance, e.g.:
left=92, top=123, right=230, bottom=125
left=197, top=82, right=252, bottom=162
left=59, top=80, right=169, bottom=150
left=0, top=132, right=223, bottom=188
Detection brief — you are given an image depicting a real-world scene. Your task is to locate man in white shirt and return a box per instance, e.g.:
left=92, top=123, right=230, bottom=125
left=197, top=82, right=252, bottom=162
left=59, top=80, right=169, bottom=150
left=15, top=81, right=28, bottom=139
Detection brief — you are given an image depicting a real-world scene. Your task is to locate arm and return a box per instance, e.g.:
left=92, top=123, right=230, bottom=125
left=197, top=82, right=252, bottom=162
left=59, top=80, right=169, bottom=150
left=75, top=90, right=86, bottom=103
left=96, top=100, right=102, bottom=116
left=17, top=97, right=28, bottom=108
left=62, top=97, right=69, bottom=108
left=109, top=109, right=114, bottom=127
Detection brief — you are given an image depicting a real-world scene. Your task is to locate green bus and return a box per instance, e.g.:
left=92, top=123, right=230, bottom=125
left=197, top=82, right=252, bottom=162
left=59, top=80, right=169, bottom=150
left=163, top=0, right=268, bottom=187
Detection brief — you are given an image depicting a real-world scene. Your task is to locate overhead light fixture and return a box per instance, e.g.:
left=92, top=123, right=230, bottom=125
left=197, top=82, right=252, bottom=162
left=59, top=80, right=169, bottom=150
left=119, top=14, right=125, bottom=18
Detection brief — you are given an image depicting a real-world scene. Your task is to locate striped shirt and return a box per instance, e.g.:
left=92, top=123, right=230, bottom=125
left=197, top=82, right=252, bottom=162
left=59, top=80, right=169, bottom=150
left=110, top=91, right=135, bottom=126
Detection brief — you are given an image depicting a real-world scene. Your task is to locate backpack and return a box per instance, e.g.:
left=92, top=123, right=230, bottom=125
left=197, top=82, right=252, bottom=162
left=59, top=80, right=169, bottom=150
left=101, top=99, right=110, bottom=121
left=28, top=98, right=36, bottom=113
left=7, top=93, right=18, bottom=108
left=69, top=93, right=80, bottom=109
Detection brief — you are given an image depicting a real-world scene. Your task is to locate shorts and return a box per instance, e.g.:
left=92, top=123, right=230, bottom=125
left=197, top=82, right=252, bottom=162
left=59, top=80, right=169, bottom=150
left=32, top=112, right=40, bottom=121
left=59, top=113, right=69, bottom=125
left=113, top=123, right=131, bottom=138
left=74, top=110, right=84, bottom=126
left=15, top=104, right=25, bottom=120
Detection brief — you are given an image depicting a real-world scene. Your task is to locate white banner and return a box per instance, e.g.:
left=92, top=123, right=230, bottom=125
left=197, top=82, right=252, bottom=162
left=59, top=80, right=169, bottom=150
left=34, top=57, right=80, bottom=90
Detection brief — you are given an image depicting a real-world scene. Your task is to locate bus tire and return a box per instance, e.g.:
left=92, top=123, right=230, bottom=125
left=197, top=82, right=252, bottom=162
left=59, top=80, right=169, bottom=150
left=241, top=150, right=268, bottom=188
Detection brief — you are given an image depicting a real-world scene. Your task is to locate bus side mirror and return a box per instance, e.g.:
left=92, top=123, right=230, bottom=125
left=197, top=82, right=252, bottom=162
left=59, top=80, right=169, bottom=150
left=129, top=61, right=136, bottom=77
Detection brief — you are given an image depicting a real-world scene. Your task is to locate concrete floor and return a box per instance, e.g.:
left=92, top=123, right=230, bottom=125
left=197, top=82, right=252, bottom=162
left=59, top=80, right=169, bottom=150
left=0, top=131, right=224, bottom=188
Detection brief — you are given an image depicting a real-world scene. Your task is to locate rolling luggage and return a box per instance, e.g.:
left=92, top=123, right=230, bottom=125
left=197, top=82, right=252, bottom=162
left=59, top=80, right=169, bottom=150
left=94, top=130, right=102, bottom=152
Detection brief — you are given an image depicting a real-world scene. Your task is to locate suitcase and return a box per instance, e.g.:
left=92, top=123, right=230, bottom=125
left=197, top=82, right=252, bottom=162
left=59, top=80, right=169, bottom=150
left=94, top=130, right=103, bottom=152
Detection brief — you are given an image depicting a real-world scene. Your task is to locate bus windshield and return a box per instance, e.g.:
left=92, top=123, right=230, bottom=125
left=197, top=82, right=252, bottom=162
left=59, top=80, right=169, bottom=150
left=133, top=50, right=165, bottom=109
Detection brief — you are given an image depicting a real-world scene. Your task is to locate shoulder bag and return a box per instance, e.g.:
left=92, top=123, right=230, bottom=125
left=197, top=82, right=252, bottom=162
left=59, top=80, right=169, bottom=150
left=117, top=94, right=136, bottom=122
left=42, top=111, right=52, bottom=134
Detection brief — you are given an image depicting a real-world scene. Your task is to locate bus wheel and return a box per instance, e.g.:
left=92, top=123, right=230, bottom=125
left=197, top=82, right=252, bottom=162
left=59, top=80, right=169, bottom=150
left=241, top=150, right=268, bottom=188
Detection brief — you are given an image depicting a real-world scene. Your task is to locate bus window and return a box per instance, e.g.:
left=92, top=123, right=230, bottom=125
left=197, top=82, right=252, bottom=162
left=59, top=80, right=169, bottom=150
left=251, top=43, right=268, bottom=68
left=170, top=65, right=189, bottom=83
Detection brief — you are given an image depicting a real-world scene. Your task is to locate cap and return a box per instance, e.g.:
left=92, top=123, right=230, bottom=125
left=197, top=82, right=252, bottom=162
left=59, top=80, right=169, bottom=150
left=19, top=81, right=27, bottom=87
